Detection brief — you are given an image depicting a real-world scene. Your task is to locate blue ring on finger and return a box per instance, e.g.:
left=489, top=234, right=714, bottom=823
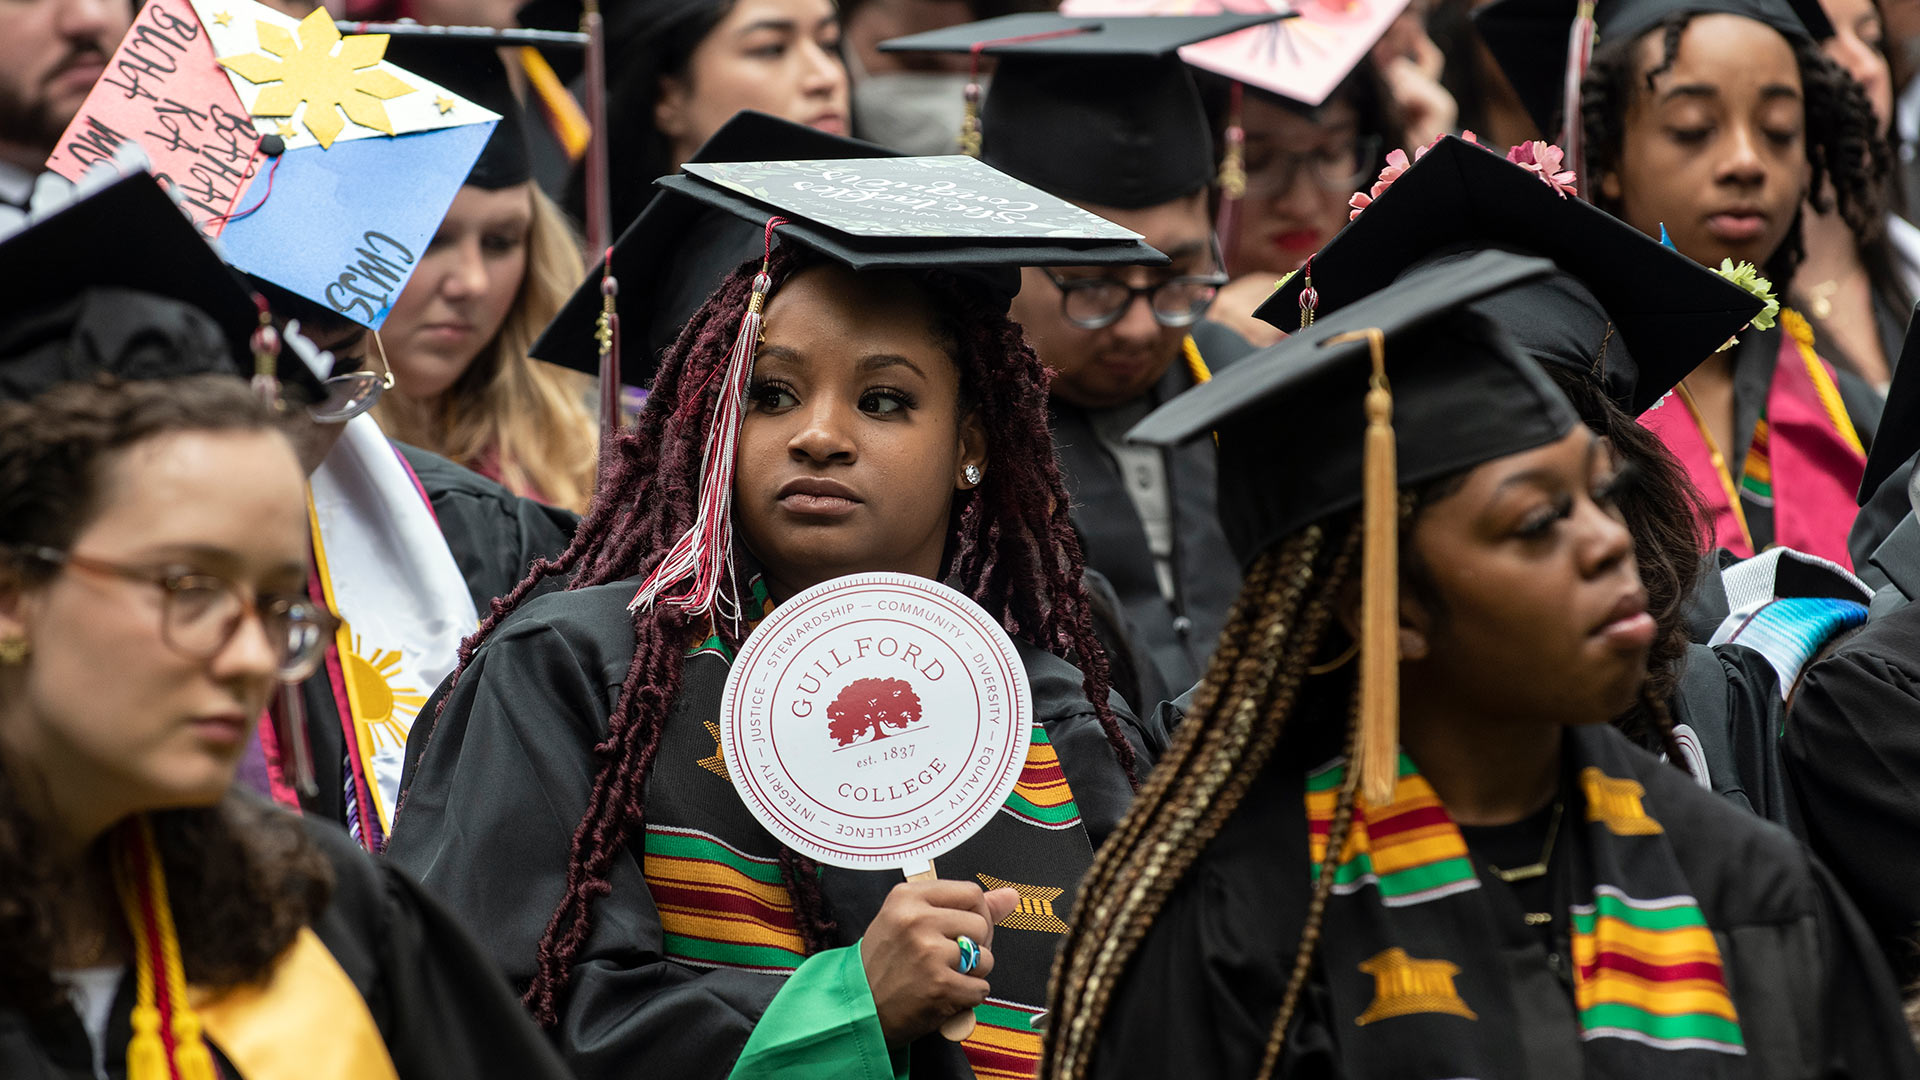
left=956, top=934, right=981, bottom=975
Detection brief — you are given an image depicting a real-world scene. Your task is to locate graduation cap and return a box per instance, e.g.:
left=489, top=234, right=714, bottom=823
left=534, top=112, right=897, bottom=383
left=1256, top=135, right=1766, bottom=415
left=1054, top=0, right=1395, bottom=108
left=0, top=170, right=330, bottom=402
left=45, top=0, right=502, bottom=330
left=1474, top=0, right=1831, bottom=143
left=1857, top=302, right=1920, bottom=504
left=382, top=37, right=532, bottom=190
left=541, top=112, right=1162, bottom=627
left=879, top=13, right=1284, bottom=209
left=1133, top=248, right=1576, bottom=806
left=532, top=110, right=1163, bottom=384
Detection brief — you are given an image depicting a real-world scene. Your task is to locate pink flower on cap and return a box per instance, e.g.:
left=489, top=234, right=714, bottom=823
left=1507, top=141, right=1578, bottom=198
left=1347, top=131, right=1484, bottom=220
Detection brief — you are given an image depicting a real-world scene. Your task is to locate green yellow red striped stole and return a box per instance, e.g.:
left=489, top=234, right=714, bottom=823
left=1307, top=754, right=1480, bottom=907
left=1738, top=418, right=1775, bottom=505
left=963, top=999, right=1046, bottom=1080
left=1001, top=725, right=1082, bottom=830
left=642, top=825, right=808, bottom=974
left=1571, top=887, right=1745, bottom=1056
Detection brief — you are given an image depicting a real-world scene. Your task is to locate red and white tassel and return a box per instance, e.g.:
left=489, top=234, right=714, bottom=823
left=249, top=295, right=279, bottom=404
left=1562, top=0, right=1597, bottom=199
left=629, top=219, right=787, bottom=625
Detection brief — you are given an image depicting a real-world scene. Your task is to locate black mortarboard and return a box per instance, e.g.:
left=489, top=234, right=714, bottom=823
left=1475, top=0, right=1831, bottom=138
left=1133, top=248, right=1578, bottom=806
left=879, top=13, right=1283, bottom=208
left=0, top=173, right=341, bottom=402
left=1858, top=303, right=1920, bottom=504
left=533, top=112, right=897, bottom=382
left=518, top=0, right=716, bottom=84
left=382, top=38, right=533, bottom=190
left=1257, top=136, right=1764, bottom=414
left=532, top=111, right=1165, bottom=383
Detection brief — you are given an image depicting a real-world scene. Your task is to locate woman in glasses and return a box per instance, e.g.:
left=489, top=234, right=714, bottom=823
left=1203, top=68, right=1407, bottom=349
left=0, top=373, right=573, bottom=1080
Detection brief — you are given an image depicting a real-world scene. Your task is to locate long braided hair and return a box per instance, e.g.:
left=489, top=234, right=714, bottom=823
left=1041, top=466, right=1693, bottom=1080
left=437, top=247, right=1136, bottom=1026
left=1041, top=506, right=1364, bottom=1080
left=1581, top=12, right=1889, bottom=293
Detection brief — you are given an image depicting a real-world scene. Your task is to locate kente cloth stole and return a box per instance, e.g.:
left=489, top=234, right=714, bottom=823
left=1308, top=727, right=1745, bottom=1078
left=648, top=589, right=1091, bottom=1078
left=306, top=415, right=479, bottom=850
left=1640, top=312, right=1864, bottom=567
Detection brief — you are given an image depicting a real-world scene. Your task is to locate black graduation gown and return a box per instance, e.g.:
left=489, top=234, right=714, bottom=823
left=1050, top=319, right=1251, bottom=692
left=0, top=814, right=573, bottom=1080
left=385, top=577, right=1152, bottom=1080
left=1088, top=725, right=1918, bottom=1080
left=289, top=443, right=577, bottom=826
left=1668, top=642, right=1794, bottom=825
left=1783, top=598, right=1920, bottom=984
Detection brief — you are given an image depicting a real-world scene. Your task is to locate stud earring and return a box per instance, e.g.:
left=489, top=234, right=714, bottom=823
left=963, top=464, right=982, bottom=486
left=0, top=634, right=29, bottom=665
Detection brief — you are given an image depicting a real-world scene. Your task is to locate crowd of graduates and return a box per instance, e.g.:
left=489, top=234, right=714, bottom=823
left=11, top=0, right=1920, bottom=1076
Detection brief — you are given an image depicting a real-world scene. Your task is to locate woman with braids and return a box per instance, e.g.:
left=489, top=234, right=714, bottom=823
left=1259, top=133, right=1831, bottom=820
left=385, top=137, right=1157, bottom=1080
left=0, top=369, right=572, bottom=1078
left=1040, top=251, right=1920, bottom=1080
left=1476, top=0, right=1891, bottom=570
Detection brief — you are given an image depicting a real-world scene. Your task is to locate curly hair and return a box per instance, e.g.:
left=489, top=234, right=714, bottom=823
left=1581, top=12, right=1890, bottom=291
left=0, top=375, right=332, bottom=1014
left=422, top=248, right=1137, bottom=1026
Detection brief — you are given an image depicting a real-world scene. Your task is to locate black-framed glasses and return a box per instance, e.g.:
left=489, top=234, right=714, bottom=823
left=1041, top=235, right=1230, bottom=331
left=1243, top=134, right=1384, bottom=200
left=18, top=547, right=339, bottom=681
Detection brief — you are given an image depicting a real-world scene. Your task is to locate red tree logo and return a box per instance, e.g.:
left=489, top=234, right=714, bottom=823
left=827, top=677, right=924, bottom=747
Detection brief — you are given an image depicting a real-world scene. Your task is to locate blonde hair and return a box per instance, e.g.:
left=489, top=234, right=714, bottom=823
left=375, top=184, right=598, bottom=513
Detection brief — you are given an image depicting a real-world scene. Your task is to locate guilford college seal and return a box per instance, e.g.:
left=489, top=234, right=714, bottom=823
left=718, top=572, right=1033, bottom=870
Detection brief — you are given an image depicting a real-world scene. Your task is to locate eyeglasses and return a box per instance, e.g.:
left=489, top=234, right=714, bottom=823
left=1242, top=134, right=1384, bottom=201
left=302, top=330, right=395, bottom=424
left=18, top=547, right=339, bottom=681
left=1041, top=236, right=1230, bottom=331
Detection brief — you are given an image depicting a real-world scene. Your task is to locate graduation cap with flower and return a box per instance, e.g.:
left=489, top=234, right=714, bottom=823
left=44, top=0, right=499, bottom=329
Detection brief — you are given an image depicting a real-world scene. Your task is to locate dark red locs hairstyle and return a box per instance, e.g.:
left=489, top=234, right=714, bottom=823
left=431, top=247, right=1138, bottom=1026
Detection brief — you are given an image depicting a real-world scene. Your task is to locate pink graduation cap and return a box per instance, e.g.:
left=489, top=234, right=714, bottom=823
left=1056, top=0, right=1411, bottom=108
left=45, top=0, right=498, bottom=329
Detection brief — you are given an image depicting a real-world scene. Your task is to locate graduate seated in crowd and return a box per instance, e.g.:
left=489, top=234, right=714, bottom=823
left=386, top=132, right=1157, bottom=1080
left=371, top=41, right=598, bottom=515
left=1257, top=132, right=1833, bottom=819
left=1479, top=0, right=1888, bottom=571
left=518, top=0, right=850, bottom=237
left=0, top=371, right=571, bottom=1080
left=881, top=14, right=1272, bottom=703
left=0, top=172, right=575, bottom=850
left=1040, top=251, right=1920, bottom=1080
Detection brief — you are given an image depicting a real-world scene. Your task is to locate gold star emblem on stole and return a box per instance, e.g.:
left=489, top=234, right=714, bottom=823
left=697, top=721, right=728, bottom=780
left=1579, top=767, right=1664, bottom=835
left=977, top=874, right=1070, bottom=933
left=1355, top=948, right=1478, bottom=1025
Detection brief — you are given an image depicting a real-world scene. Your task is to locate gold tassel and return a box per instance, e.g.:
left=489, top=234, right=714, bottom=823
left=959, top=80, right=983, bottom=158
left=116, top=815, right=218, bottom=1080
left=126, top=1006, right=168, bottom=1080
left=1328, top=328, right=1399, bottom=807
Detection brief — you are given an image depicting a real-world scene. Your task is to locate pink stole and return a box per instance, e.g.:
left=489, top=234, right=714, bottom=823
left=1640, top=311, right=1865, bottom=567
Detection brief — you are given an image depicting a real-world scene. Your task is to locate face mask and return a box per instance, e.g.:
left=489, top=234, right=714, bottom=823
left=845, top=45, right=980, bottom=157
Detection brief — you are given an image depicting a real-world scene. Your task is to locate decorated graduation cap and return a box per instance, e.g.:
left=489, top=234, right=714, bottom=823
left=45, top=0, right=500, bottom=330
left=533, top=111, right=900, bottom=384
left=1131, top=249, right=1577, bottom=804
left=1055, top=0, right=1401, bottom=109
left=1258, top=135, right=1767, bottom=414
left=550, top=116, right=1162, bottom=627
left=879, top=12, right=1283, bottom=209
left=1473, top=0, right=1830, bottom=168
left=381, top=37, right=532, bottom=190
left=0, top=169, right=332, bottom=402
